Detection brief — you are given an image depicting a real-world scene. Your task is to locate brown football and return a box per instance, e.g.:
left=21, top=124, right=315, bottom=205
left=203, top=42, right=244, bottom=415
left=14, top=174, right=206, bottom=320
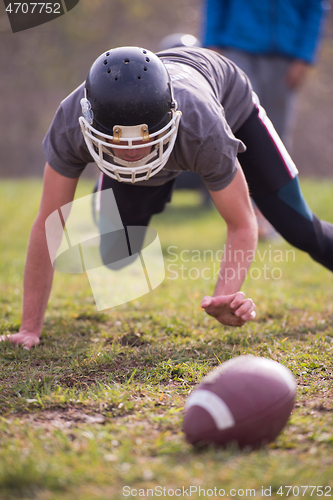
left=184, top=355, right=296, bottom=449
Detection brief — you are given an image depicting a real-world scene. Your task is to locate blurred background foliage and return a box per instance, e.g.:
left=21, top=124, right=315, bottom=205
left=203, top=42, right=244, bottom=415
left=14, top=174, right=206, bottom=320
left=0, top=0, right=332, bottom=177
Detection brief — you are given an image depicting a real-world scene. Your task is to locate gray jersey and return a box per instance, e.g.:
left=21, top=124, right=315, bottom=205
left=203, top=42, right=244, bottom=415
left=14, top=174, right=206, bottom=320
left=43, top=47, right=254, bottom=191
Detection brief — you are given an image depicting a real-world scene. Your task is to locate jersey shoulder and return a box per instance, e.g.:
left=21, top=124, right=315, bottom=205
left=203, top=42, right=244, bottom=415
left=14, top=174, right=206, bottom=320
left=159, top=47, right=254, bottom=131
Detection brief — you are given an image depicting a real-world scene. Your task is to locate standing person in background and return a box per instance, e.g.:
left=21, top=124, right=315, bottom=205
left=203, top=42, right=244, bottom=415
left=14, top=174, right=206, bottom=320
left=202, top=0, right=327, bottom=239
left=202, top=0, right=327, bottom=146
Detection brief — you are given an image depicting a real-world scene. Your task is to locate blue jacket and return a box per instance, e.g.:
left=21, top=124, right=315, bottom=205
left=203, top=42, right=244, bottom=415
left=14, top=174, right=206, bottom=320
left=202, top=0, right=326, bottom=63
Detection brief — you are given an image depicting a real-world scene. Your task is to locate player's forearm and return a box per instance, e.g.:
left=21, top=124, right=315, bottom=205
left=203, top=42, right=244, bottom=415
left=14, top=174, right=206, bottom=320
left=213, top=224, right=257, bottom=296
left=20, top=217, right=54, bottom=335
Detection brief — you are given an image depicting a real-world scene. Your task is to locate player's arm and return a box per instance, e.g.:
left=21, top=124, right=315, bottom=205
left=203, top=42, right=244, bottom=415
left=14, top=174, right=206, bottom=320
left=201, top=166, right=258, bottom=326
left=0, top=163, right=79, bottom=349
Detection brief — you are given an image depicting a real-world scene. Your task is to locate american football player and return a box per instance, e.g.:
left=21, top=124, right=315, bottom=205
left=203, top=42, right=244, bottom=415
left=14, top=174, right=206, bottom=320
left=2, top=46, right=333, bottom=349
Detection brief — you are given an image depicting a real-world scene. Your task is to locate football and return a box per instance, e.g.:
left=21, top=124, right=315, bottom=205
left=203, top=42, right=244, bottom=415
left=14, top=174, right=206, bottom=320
left=183, top=355, right=297, bottom=449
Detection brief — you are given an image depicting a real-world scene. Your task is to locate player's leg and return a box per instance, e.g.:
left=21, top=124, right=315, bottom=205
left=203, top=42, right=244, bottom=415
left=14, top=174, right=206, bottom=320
left=96, top=173, right=176, bottom=268
left=235, top=99, right=333, bottom=272
left=253, top=178, right=333, bottom=271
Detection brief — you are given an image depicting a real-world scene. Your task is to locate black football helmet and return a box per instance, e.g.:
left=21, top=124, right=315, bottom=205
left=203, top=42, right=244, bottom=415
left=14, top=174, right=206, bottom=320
left=79, top=46, right=181, bottom=183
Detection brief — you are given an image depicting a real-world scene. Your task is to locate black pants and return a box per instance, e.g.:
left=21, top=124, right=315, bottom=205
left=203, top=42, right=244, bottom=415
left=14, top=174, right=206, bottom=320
left=97, top=176, right=176, bottom=268
left=99, top=174, right=176, bottom=227
left=98, top=105, right=333, bottom=272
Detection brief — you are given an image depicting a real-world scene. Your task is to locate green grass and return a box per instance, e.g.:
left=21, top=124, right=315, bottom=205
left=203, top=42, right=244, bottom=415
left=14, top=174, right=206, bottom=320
left=0, top=178, right=333, bottom=499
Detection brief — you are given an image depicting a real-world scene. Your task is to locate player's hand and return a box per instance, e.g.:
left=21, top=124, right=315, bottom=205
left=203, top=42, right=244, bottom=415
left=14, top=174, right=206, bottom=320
left=201, top=291, right=256, bottom=326
left=286, top=60, right=308, bottom=90
left=0, top=330, right=40, bottom=350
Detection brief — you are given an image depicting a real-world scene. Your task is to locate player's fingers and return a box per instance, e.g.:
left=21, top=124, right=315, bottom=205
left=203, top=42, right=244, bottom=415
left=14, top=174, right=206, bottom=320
left=0, top=333, right=40, bottom=349
left=240, top=308, right=256, bottom=322
left=230, top=291, right=245, bottom=310
left=23, top=336, right=40, bottom=349
left=241, top=308, right=256, bottom=322
left=234, top=299, right=256, bottom=318
left=5, top=333, right=24, bottom=345
left=22, top=337, right=40, bottom=350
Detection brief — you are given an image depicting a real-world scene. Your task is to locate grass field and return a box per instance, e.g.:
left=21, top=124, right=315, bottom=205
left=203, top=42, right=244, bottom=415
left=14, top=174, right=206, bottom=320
left=0, top=178, right=333, bottom=500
